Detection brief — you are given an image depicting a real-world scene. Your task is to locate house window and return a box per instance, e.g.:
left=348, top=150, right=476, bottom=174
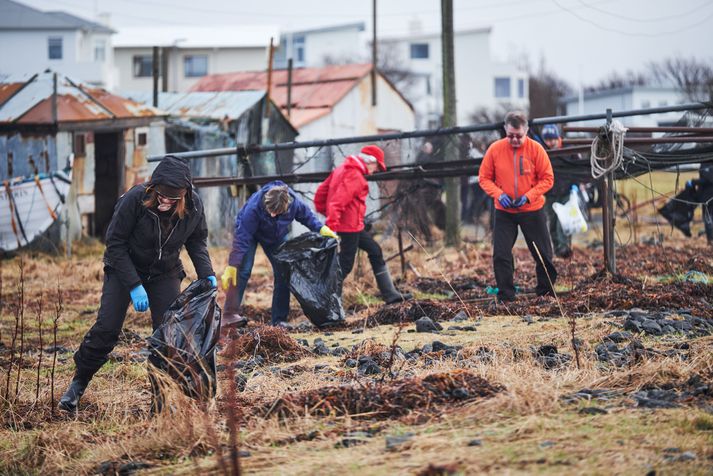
left=517, top=78, right=525, bottom=98
left=184, top=55, right=208, bottom=77
left=410, top=43, right=429, bottom=59
left=94, top=40, right=106, bottom=62
left=494, top=77, right=511, bottom=98
left=132, top=55, right=153, bottom=77
left=48, top=37, right=63, bottom=60
left=293, top=35, right=305, bottom=64
left=135, top=131, right=148, bottom=147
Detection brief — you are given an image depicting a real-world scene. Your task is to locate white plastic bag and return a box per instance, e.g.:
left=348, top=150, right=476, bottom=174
left=552, top=185, right=588, bottom=235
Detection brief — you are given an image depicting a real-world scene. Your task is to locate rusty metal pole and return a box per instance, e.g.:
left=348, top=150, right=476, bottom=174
left=602, top=108, right=616, bottom=274
left=161, top=47, right=169, bottom=92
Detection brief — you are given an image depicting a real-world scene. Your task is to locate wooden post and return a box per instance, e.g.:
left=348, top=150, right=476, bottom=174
left=286, top=58, right=293, bottom=119
left=265, top=37, right=274, bottom=119
left=371, top=0, right=377, bottom=106
left=441, top=0, right=460, bottom=247
left=397, top=227, right=406, bottom=278
left=152, top=46, right=159, bottom=107
left=161, top=47, right=169, bottom=92
left=602, top=108, right=616, bottom=274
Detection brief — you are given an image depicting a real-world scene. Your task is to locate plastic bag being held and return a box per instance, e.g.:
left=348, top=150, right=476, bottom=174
left=148, top=278, right=222, bottom=401
left=274, top=232, right=345, bottom=328
left=553, top=185, right=588, bottom=236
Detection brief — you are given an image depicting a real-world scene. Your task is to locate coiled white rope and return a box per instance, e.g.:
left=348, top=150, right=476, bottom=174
left=590, top=120, right=628, bottom=179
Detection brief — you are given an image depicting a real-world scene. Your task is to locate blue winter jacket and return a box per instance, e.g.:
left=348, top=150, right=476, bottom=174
left=228, top=181, right=323, bottom=266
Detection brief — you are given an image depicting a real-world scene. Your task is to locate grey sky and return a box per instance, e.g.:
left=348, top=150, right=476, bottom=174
left=20, top=0, right=713, bottom=87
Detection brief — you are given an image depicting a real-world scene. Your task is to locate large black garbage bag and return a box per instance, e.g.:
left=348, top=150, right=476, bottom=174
left=148, top=278, right=221, bottom=401
left=659, top=187, right=697, bottom=236
left=274, top=232, right=345, bottom=327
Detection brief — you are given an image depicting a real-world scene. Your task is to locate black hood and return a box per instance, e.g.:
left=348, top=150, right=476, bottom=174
left=150, top=155, right=192, bottom=190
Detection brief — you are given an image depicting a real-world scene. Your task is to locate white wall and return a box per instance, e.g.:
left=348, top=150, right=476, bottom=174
left=381, top=29, right=528, bottom=127
left=115, top=46, right=268, bottom=93
left=0, top=30, right=116, bottom=88
left=304, top=28, right=365, bottom=66
left=563, top=88, right=684, bottom=127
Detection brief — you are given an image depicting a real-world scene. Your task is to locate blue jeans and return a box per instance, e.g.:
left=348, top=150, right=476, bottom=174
left=224, top=239, right=290, bottom=325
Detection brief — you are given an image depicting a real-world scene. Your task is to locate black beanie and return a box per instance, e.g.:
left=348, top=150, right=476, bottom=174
left=150, top=155, right=191, bottom=190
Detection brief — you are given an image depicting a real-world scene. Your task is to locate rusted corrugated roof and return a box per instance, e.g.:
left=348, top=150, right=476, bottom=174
left=0, top=71, right=162, bottom=124
left=190, top=63, right=374, bottom=128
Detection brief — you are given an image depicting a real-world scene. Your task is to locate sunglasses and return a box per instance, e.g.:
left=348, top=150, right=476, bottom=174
left=156, top=190, right=184, bottom=202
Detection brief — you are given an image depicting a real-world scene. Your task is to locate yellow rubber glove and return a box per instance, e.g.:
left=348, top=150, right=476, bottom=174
left=221, top=265, right=237, bottom=290
left=320, top=225, right=338, bottom=240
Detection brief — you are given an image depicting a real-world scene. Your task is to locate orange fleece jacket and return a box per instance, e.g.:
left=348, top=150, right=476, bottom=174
left=478, top=136, right=554, bottom=213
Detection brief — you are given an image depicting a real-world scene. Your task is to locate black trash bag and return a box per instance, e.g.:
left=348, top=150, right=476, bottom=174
left=273, top=232, right=345, bottom=328
left=659, top=187, right=697, bottom=237
left=148, top=278, right=221, bottom=402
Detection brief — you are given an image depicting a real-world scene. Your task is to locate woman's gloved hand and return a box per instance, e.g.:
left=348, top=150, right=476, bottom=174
left=221, top=265, right=237, bottom=290
left=130, top=285, right=149, bottom=312
left=207, top=276, right=217, bottom=288
left=320, top=225, right=339, bottom=240
left=498, top=193, right=513, bottom=208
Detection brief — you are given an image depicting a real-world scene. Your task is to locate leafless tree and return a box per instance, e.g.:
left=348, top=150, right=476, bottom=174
left=528, top=56, right=573, bottom=118
left=648, top=56, right=713, bottom=102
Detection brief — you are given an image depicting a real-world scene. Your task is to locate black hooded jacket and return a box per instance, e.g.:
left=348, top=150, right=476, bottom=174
left=102, top=156, right=214, bottom=290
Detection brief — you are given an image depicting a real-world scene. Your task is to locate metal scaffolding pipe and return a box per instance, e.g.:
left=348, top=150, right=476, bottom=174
left=564, top=126, right=713, bottom=134
left=147, top=102, right=711, bottom=162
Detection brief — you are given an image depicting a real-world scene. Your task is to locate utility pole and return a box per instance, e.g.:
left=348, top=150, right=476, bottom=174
left=371, top=0, right=377, bottom=106
left=441, top=0, right=460, bottom=246
left=152, top=46, right=159, bottom=107
left=602, top=108, right=616, bottom=274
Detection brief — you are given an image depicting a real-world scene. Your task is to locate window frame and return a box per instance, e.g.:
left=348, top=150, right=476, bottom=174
left=494, top=77, right=511, bottom=98
left=132, top=55, right=154, bottom=78
left=410, top=43, right=429, bottom=59
left=48, top=36, right=63, bottom=60
left=183, top=55, right=208, bottom=78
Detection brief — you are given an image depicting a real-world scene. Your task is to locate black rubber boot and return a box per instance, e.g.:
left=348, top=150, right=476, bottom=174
left=58, top=376, right=89, bottom=412
left=374, top=265, right=413, bottom=304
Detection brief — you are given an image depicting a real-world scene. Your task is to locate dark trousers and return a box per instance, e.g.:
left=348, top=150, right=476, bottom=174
left=73, top=272, right=181, bottom=381
left=493, top=209, right=558, bottom=300
left=223, top=239, right=290, bottom=324
left=338, top=230, right=386, bottom=278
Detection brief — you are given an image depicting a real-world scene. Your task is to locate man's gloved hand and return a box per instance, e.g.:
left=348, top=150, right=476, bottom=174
left=207, top=276, right=217, bottom=288
left=498, top=193, right=513, bottom=208
left=129, top=285, right=149, bottom=312
left=320, top=225, right=339, bottom=240
left=685, top=179, right=695, bottom=190
left=513, top=195, right=528, bottom=208
left=221, top=265, right=237, bottom=290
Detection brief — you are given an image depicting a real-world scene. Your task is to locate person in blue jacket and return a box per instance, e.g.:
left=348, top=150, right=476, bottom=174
left=221, top=181, right=337, bottom=327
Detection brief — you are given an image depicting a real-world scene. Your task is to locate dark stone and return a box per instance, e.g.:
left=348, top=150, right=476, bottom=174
left=314, top=364, right=331, bottom=372
left=385, top=433, right=414, bottom=451
left=539, top=440, right=555, bottom=448
left=452, top=387, right=469, bottom=399
left=416, top=316, right=443, bottom=333
left=235, top=374, right=248, bottom=392
left=640, top=319, right=662, bottom=335
left=522, top=314, right=534, bottom=325
left=352, top=329, right=364, bottom=334
left=331, top=346, right=349, bottom=356
left=297, top=339, right=309, bottom=347
left=431, top=341, right=450, bottom=352
left=344, top=358, right=358, bottom=368
left=603, top=331, right=633, bottom=343
left=44, top=345, right=71, bottom=354
left=467, top=439, right=482, bottom=447
left=578, top=407, right=608, bottom=415
left=633, top=390, right=680, bottom=408
left=313, top=343, right=331, bottom=356
left=118, top=461, right=152, bottom=475
left=357, top=358, right=381, bottom=375
left=339, top=431, right=371, bottom=448
left=451, top=310, right=469, bottom=322
left=623, top=319, right=642, bottom=333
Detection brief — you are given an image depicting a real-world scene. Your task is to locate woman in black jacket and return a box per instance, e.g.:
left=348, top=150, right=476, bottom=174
left=59, top=155, right=216, bottom=412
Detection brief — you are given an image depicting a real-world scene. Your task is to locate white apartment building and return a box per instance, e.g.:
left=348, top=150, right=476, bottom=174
left=113, top=26, right=278, bottom=93
left=380, top=26, right=528, bottom=128
left=0, top=0, right=117, bottom=89
left=273, top=22, right=366, bottom=69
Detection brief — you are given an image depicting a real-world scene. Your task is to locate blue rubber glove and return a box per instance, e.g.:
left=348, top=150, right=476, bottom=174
left=130, top=285, right=149, bottom=312
left=207, top=276, right=217, bottom=288
left=513, top=196, right=528, bottom=208
left=498, top=193, right=513, bottom=208
left=685, top=179, right=694, bottom=190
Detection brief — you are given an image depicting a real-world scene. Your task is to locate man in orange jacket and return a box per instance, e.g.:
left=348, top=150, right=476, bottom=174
left=479, top=111, right=557, bottom=302
left=314, top=145, right=412, bottom=304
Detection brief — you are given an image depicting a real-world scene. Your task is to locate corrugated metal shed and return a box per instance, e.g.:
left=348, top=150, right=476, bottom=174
left=125, top=90, right=268, bottom=122
left=191, top=63, right=375, bottom=128
left=0, top=71, right=161, bottom=124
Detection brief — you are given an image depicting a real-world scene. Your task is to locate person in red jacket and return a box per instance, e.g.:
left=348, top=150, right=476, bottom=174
left=478, top=111, right=557, bottom=302
left=314, top=145, right=412, bottom=304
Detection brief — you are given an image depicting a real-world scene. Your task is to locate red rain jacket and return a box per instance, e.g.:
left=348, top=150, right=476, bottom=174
left=314, top=155, right=370, bottom=233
